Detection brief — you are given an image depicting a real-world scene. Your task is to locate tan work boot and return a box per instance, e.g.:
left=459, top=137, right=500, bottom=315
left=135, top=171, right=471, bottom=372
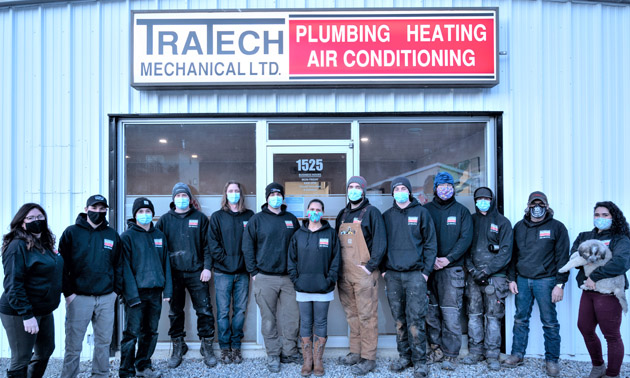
left=300, top=337, right=313, bottom=376
left=312, top=335, right=327, bottom=376
left=583, top=364, right=606, bottom=378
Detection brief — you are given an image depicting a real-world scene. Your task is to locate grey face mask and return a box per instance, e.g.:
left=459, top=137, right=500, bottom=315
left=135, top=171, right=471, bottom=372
left=530, top=205, right=547, bottom=219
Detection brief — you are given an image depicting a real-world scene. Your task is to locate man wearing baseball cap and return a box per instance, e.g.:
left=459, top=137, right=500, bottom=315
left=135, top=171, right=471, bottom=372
left=242, top=182, right=301, bottom=373
left=59, top=195, right=123, bottom=378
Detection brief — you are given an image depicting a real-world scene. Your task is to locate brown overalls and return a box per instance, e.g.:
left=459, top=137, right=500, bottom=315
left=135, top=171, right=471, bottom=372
left=337, top=207, right=379, bottom=360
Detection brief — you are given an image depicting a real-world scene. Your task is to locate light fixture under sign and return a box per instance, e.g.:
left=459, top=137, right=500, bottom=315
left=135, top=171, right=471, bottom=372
left=360, top=137, right=369, bottom=142
left=159, top=139, right=167, bottom=144
left=191, top=154, right=198, bottom=159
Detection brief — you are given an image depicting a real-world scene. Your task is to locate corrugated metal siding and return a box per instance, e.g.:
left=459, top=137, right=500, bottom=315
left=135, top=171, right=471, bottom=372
left=1, top=0, right=630, bottom=360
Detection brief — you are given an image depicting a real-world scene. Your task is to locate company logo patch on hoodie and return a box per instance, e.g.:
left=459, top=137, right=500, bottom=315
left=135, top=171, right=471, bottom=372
left=353, top=218, right=361, bottom=223
left=539, top=230, right=551, bottom=239
left=243, top=221, right=248, bottom=228
left=154, top=239, right=163, bottom=247
left=319, top=238, right=329, bottom=247
left=408, top=216, right=418, bottom=225
left=103, top=239, right=114, bottom=250
left=188, top=219, right=199, bottom=228
left=285, top=220, right=294, bottom=228
left=602, top=239, right=611, bottom=246
left=490, top=223, right=499, bottom=233
left=447, top=216, right=457, bottom=226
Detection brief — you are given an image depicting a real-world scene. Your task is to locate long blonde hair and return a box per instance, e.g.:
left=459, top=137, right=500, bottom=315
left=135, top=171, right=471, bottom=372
left=221, top=181, right=247, bottom=213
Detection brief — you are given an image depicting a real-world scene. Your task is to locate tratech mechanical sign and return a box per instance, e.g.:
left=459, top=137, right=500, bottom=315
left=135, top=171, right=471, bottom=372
left=131, top=8, right=499, bottom=89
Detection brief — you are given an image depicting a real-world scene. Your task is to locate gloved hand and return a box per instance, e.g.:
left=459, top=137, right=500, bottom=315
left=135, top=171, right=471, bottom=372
left=472, top=269, right=489, bottom=284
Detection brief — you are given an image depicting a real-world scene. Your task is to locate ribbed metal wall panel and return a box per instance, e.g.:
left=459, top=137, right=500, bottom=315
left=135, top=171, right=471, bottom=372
left=1, top=0, right=629, bottom=360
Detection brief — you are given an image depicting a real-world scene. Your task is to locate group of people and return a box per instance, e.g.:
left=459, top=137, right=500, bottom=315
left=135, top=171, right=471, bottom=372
left=1, top=172, right=629, bottom=378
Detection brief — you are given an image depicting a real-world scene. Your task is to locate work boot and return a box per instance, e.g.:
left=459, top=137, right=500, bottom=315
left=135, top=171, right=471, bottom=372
left=502, top=354, right=524, bottom=368
left=6, top=368, right=27, bottom=378
left=441, top=356, right=457, bottom=371
left=231, top=349, right=243, bottom=364
left=413, top=364, right=429, bottom=378
left=583, top=364, right=606, bottom=378
left=267, top=355, right=281, bottom=373
left=487, top=358, right=501, bottom=371
left=546, top=361, right=560, bottom=377
left=350, top=358, right=376, bottom=376
left=460, top=353, right=484, bottom=365
left=220, top=349, right=232, bottom=364
left=301, top=337, right=313, bottom=376
left=200, top=337, right=218, bottom=368
left=281, top=352, right=303, bottom=364
left=340, top=352, right=361, bottom=366
left=427, top=344, right=444, bottom=364
left=167, top=337, right=189, bottom=368
left=389, top=357, right=413, bottom=372
left=312, top=335, right=327, bottom=376
left=136, top=367, right=162, bottom=378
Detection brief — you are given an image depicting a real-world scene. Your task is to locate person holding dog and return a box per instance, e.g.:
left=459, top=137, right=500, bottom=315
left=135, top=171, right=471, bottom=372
left=573, top=201, right=630, bottom=378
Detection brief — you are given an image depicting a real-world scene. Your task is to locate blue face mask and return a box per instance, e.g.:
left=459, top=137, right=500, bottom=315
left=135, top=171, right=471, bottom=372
left=227, top=192, right=240, bottom=204
left=268, top=196, right=283, bottom=209
left=594, top=217, right=612, bottom=231
left=476, top=199, right=491, bottom=212
left=307, top=210, right=322, bottom=222
left=136, top=213, right=152, bottom=225
left=348, top=188, right=363, bottom=202
left=174, top=197, right=190, bottom=210
left=393, top=192, right=409, bottom=204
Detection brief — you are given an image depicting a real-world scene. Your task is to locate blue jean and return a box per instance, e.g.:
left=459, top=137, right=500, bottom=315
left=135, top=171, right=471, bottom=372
left=214, top=272, right=249, bottom=350
left=298, top=301, right=330, bottom=338
left=510, top=276, right=560, bottom=362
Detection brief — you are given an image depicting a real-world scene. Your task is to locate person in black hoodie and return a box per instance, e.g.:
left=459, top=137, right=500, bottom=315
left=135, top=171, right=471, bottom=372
left=288, top=199, right=340, bottom=377
left=503, top=191, right=569, bottom=377
left=461, top=187, right=513, bottom=371
left=119, top=197, right=172, bottom=378
left=59, top=195, right=123, bottom=378
left=382, top=177, right=437, bottom=378
left=155, top=182, right=216, bottom=369
left=574, top=201, right=630, bottom=378
left=0, top=203, right=63, bottom=378
left=423, top=172, right=473, bottom=371
left=242, top=182, right=300, bottom=373
left=335, top=176, right=387, bottom=376
left=208, top=181, right=254, bottom=365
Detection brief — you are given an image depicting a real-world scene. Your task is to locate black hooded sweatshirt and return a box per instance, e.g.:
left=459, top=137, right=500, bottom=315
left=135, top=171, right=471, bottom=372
left=58, top=213, right=123, bottom=297
left=242, top=204, right=299, bottom=276
left=334, top=198, right=387, bottom=273
left=155, top=204, right=212, bottom=273
left=287, top=220, right=340, bottom=294
left=507, top=212, right=570, bottom=284
left=571, top=229, right=630, bottom=289
left=423, top=196, right=473, bottom=267
left=209, top=208, right=255, bottom=274
left=382, top=197, right=438, bottom=276
left=120, top=220, right=173, bottom=307
left=0, top=239, right=63, bottom=319
left=465, top=198, right=513, bottom=277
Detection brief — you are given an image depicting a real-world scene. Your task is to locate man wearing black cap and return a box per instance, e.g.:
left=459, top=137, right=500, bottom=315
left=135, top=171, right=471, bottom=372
left=155, top=183, right=216, bottom=369
left=119, top=197, right=172, bottom=378
left=503, top=191, right=570, bottom=377
left=461, top=187, right=513, bottom=371
left=382, top=177, right=437, bottom=378
left=59, top=195, right=123, bottom=378
left=335, top=176, right=387, bottom=376
left=242, top=182, right=300, bottom=373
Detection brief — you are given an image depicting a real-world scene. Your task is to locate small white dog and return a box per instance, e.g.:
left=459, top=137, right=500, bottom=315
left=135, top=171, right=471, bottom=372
left=558, top=239, right=627, bottom=313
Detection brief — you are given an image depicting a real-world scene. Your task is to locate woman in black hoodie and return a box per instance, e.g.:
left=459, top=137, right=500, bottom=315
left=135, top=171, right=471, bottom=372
left=0, top=203, right=63, bottom=378
left=288, top=199, right=340, bottom=377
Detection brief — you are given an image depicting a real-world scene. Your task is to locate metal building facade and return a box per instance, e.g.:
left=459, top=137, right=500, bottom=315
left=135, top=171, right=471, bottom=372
left=1, top=0, right=629, bottom=360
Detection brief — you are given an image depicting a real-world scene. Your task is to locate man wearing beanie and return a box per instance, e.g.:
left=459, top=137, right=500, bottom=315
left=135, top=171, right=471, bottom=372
left=461, top=187, right=513, bottom=371
left=504, top=191, right=569, bottom=377
left=119, top=198, right=172, bottom=378
left=155, top=183, right=216, bottom=369
left=335, top=176, right=387, bottom=375
left=382, top=177, right=437, bottom=378
left=242, top=182, right=300, bottom=373
left=423, top=172, right=473, bottom=371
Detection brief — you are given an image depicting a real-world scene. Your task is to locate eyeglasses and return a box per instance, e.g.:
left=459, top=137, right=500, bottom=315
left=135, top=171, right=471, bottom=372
left=25, top=215, right=45, bottom=221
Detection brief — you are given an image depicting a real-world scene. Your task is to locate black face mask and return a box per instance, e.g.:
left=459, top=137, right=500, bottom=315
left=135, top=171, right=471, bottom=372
left=88, top=210, right=107, bottom=225
left=25, top=220, right=46, bottom=234
left=530, top=205, right=547, bottom=219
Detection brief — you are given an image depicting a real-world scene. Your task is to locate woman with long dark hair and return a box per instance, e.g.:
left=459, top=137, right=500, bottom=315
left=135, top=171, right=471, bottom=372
left=0, top=203, right=63, bottom=378
left=574, top=201, right=630, bottom=378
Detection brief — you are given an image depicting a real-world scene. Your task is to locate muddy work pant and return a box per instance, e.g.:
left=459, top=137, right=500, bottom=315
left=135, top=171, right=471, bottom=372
left=385, top=270, right=428, bottom=365
left=465, top=276, right=508, bottom=359
left=426, top=266, right=465, bottom=358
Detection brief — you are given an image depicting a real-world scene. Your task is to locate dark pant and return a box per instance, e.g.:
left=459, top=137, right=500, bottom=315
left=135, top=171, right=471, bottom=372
left=119, top=289, right=163, bottom=377
left=0, top=312, right=55, bottom=378
left=214, top=272, right=249, bottom=350
left=298, top=301, right=331, bottom=338
left=426, top=266, right=465, bottom=357
left=510, top=276, right=560, bottom=362
left=168, top=269, right=215, bottom=339
left=578, top=290, right=624, bottom=377
left=465, top=276, right=508, bottom=358
left=385, top=270, right=428, bottom=365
